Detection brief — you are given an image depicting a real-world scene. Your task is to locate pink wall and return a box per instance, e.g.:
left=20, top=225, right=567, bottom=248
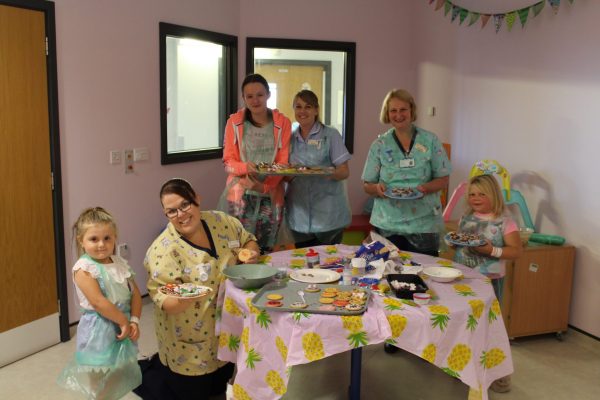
left=55, top=0, right=240, bottom=323
left=412, top=1, right=600, bottom=337
left=54, top=0, right=600, bottom=337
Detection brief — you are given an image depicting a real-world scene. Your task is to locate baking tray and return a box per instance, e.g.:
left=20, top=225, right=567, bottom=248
left=251, top=281, right=370, bottom=316
left=257, top=167, right=334, bottom=177
left=386, top=273, right=428, bottom=299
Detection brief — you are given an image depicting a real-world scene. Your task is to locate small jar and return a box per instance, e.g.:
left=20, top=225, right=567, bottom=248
left=305, top=249, right=320, bottom=269
left=413, top=292, right=431, bottom=305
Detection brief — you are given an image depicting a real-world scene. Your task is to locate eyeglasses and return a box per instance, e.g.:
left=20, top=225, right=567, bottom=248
left=164, top=200, right=192, bottom=219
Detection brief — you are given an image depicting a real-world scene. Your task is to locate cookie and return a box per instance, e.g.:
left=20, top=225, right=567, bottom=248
left=333, top=299, right=349, bottom=307
left=321, top=292, right=337, bottom=298
left=289, top=302, right=308, bottom=309
left=319, top=297, right=334, bottom=304
left=324, top=287, right=339, bottom=293
left=345, top=303, right=363, bottom=311
left=266, top=300, right=283, bottom=307
left=266, top=294, right=283, bottom=301
left=305, top=284, right=320, bottom=293
left=238, top=248, right=256, bottom=262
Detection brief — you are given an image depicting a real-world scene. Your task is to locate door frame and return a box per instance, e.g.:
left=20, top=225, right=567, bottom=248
left=1, top=0, right=69, bottom=341
left=255, top=59, right=332, bottom=125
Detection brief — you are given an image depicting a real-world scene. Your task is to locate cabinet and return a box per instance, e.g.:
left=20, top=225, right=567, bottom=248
left=502, top=243, right=575, bottom=339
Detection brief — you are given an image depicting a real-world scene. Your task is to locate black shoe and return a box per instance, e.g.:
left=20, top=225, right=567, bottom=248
left=384, top=343, right=398, bottom=354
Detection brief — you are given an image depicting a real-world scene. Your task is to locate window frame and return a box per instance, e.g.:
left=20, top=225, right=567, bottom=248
left=159, top=22, right=237, bottom=164
left=246, top=37, right=356, bottom=153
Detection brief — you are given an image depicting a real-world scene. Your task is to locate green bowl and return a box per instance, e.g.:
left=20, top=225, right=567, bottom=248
left=223, top=264, right=278, bottom=289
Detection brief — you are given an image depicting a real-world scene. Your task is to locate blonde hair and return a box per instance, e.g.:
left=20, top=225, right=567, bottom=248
left=72, top=207, right=117, bottom=257
left=465, top=175, right=505, bottom=217
left=380, top=89, right=417, bottom=124
left=293, top=90, right=321, bottom=123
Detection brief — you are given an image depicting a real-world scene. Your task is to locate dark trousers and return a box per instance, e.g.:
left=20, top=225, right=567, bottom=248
left=134, top=354, right=234, bottom=400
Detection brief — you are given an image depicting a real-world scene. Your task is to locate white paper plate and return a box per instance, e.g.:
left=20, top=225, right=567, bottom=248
left=290, top=269, right=341, bottom=284
left=422, top=266, right=463, bottom=283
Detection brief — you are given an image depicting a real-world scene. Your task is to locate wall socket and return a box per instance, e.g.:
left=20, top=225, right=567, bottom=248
left=109, top=150, right=121, bottom=164
left=117, top=243, right=129, bottom=259
left=124, top=149, right=134, bottom=174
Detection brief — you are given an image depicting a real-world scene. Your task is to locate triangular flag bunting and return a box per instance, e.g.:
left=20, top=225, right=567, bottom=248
left=481, top=14, right=491, bottom=29
left=505, top=11, right=517, bottom=31
left=459, top=8, right=469, bottom=25
left=451, top=6, right=461, bottom=22
left=493, top=14, right=505, bottom=33
left=444, top=0, right=452, bottom=16
left=427, top=0, right=575, bottom=31
left=518, top=7, right=530, bottom=28
left=468, top=12, right=480, bottom=27
left=532, top=1, right=545, bottom=16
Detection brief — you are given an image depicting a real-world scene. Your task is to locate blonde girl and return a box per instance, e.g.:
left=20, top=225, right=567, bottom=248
left=454, top=175, right=522, bottom=300
left=58, top=207, right=142, bottom=399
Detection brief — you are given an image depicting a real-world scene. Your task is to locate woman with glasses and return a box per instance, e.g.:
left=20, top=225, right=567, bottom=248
left=142, top=178, right=259, bottom=399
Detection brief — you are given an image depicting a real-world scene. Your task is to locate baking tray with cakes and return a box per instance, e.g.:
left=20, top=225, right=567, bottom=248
left=256, top=162, right=334, bottom=177
left=251, top=281, right=370, bottom=315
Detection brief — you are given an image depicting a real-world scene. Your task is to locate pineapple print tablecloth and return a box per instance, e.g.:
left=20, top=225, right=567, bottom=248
left=216, top=245, right=513, bottom=400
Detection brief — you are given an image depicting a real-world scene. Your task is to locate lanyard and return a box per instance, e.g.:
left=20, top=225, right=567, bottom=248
left=392, top=127, right=418, bottom=158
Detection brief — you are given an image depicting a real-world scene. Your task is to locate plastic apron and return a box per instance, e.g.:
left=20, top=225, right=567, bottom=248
left=286, top=129, right=351, bottom=233
left=219, top=121, right=282, bottom=250
left=454, top=214, right=507, bottom=276
left=57, top=255, right=141, bottom=400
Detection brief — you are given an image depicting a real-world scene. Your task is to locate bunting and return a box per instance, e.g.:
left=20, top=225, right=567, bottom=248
left=427, top=0, right=575, bottom=33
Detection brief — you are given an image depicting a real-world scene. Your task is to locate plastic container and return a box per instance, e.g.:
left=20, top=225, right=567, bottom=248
left=386, top=274, right=428, bottom=299
left=351, top=257, right=367, bottom=277
left=306, top=249, right=320, bottom=268
left=413, top=292, right=431, bottom=305
left=529, top=233, right=566, bottom=246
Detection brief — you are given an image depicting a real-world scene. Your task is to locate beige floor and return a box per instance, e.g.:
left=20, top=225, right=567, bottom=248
left=1, top=301, right=599, bottom=400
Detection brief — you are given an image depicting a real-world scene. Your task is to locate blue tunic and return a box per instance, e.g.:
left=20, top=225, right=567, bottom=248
left=286, top=122, right=351, bottom=233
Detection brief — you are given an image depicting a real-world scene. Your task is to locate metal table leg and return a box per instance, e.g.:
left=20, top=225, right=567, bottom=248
left=349, top=347, right=362, bottom=400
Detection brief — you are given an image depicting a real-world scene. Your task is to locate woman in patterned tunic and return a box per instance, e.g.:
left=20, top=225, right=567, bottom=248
left=143, top=178, right=259, bottom=399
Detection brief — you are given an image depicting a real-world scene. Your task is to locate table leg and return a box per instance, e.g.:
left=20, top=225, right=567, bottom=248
left=349, top=347, right=362, bottom=400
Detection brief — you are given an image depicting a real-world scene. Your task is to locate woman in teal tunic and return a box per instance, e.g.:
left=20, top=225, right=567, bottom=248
left=362, top=89, right=451, bottom=257
left=286, top=90, right=351, bottom=247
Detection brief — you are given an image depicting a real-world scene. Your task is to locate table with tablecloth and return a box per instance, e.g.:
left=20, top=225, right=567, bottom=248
left=216, top=244, right=513, bottom=400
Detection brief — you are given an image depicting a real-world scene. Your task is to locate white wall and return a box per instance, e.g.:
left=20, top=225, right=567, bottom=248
left=53, top=0, right=599, bottom=337
left=412, top=1, right=600, bottom=336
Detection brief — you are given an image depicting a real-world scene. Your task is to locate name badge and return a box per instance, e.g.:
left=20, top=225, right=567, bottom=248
left=399, top=158, right=415, bottom=168
left=308, top=139, right=322, bottom=149
left=228, top=240, right=240, bottom=249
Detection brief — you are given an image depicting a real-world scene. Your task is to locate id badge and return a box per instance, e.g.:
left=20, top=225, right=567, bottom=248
left=228, top=240, right=240, bottom=249
left=399, top=158, right=415, bottom=168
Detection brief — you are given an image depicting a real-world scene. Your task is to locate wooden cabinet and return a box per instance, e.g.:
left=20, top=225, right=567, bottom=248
left=502, top=243, right=575, bottom=339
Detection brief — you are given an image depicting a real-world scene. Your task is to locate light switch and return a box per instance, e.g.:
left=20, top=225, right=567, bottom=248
left=133, top=147, right=149, bottom=161
left=427, top=106, right=436, bottom=116
left=109, top=150, right=121, bottom=164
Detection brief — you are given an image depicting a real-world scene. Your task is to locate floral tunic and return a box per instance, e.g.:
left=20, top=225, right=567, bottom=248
left=361, top=126, right=451, bottom=235
left=144, top=210, right=256, bottom=376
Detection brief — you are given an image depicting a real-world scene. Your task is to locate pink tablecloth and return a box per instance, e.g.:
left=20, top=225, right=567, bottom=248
left=216, top=245, right=513, bottom=400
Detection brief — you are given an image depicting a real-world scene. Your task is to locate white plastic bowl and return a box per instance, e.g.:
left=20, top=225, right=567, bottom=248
left=422, top=266, right=463, bottom=283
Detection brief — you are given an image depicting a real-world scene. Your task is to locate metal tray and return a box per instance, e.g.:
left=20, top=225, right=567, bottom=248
left=251, top=281, right=371, bottom=316
left=256, top=167, right=334, bottom=177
